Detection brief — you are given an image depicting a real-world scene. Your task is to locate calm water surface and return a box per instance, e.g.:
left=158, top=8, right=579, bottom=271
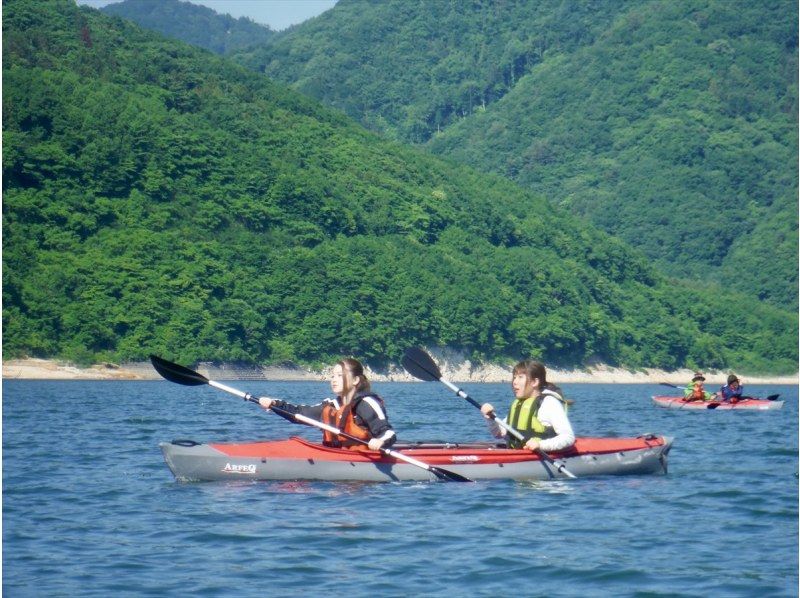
left=3, top=380, right=797, bottom=597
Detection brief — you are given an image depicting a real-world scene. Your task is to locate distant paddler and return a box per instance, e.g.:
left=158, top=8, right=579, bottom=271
left=683, top=372, right=716, bottom=402
left=718, top=373, right=744, bottom=403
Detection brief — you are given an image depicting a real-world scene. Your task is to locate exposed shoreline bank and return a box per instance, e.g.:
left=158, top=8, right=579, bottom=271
left=3, top=358, right=797, bottom=385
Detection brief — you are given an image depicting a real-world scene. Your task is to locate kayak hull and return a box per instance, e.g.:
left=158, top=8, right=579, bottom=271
left=160, top=435, right=673, bottom=483
left=652, top=395, right=783, bottom=410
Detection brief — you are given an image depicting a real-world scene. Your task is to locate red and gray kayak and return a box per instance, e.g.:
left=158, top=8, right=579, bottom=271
left=160, top=435, right=672, bottom=483
left=652, top=395, right=784, bottom=410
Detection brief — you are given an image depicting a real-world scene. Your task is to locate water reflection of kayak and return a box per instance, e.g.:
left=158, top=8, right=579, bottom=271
left=160, top=435, right=673, bottom=482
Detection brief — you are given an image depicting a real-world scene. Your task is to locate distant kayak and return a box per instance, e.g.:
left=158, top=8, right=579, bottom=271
left=652, top=395, right=784, bottom=410
left=160, top=435, right=673, bottom=483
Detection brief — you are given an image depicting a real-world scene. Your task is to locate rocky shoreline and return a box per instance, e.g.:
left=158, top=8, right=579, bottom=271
left=2, top=358, right=797, bottom=385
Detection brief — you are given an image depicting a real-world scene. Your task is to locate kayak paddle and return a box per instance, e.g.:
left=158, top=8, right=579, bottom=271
left=149, top=355, right=472, bottom=483
left=401, top=347, right=577, bottom=479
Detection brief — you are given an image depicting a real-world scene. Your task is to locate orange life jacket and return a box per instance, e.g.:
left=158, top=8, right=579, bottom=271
left=320, top=394, right=381, bottom=450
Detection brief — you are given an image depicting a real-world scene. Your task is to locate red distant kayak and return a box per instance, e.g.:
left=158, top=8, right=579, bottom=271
left=652, top=395, right=783, bottom=410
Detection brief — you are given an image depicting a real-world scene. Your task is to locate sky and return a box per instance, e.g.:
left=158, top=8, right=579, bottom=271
left=77, top=0, right=338, bottom=31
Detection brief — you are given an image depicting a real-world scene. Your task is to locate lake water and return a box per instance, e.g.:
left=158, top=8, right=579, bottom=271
left=3, top=379, right=797, bottom=597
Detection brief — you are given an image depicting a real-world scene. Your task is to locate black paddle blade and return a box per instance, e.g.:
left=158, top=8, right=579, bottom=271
left=430, top=466, right=473, bottom=483
left=150, top=355, right=209, bottom=386
left=401, top=347, right=441, bottom=382
left=765, top=394, right=780, bottom=401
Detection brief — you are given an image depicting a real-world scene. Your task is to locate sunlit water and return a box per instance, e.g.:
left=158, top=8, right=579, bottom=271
left=3, top=380, right=797, bottom=597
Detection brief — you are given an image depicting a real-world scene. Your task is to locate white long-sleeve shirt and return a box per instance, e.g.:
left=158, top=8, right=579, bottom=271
left=486, top=393, right=575, bottom=452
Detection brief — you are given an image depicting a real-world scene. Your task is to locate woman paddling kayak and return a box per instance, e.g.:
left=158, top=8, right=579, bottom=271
left=258, top=358, right=396, bottom=451
left=479, top=360, right=575, bottom=452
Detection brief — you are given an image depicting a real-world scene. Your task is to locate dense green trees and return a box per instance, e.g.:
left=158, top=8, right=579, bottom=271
left=2, top=0, right=796, bottom=374
left=233, top=0, right=625, bottom=144
left=429, top=0, right=798, bottom=310
left=224, top=0, right=797, bottom=312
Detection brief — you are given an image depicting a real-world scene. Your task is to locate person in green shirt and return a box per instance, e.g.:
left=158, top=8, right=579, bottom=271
left=683, top=372, right=716, bottom=402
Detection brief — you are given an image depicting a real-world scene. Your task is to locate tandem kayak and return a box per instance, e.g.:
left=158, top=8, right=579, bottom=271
left=160, top=435, right=673, bottom=483
left=652, top=395, right=784, bottom=410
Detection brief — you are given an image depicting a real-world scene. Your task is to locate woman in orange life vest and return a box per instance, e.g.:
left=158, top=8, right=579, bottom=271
left=479, top=360, right=575, bottom=452
left=257, top=358, right=396, bottom=451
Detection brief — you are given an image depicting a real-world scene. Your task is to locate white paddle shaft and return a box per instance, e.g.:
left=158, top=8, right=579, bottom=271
left=293, top=414, right=440, bottom=473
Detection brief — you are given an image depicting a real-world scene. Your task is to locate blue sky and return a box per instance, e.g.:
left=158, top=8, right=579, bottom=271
left=77, top=0, right=338, bottom=31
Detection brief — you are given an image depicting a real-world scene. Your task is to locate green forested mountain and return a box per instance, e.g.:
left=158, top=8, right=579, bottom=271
left=234, top=0, right=626, bottom=144
left=230, top=0, right=798, bottom=311
left=101, top=0, right=274, bottom=54
left=2, top=0, right=796, bottom=374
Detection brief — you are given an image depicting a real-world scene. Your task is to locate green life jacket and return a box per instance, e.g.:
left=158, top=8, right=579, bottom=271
left=506, top=390, right=568, bottom=449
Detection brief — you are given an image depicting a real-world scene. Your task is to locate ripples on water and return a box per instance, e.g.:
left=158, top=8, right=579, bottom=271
left=3, top=380, right=797, bottom=597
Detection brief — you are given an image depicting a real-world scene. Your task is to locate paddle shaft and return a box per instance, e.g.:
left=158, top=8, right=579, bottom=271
left=257, top=403, right=470, bottom=481
left=287, top=412, right=465, bottom=477
left=442, top=379, right=528, bottom=441
left=210, top=379, right=258, bottom=401
left=660, top=382, right=682, bottom=389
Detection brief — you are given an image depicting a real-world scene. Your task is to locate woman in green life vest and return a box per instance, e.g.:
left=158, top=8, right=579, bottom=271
left=480, top=360, right=575, bottom=452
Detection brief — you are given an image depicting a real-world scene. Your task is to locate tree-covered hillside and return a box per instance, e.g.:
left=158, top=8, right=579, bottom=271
left=234, top=0, right=626, bottom=144
left=230, top=0, right=798, bottom=311
left=429, top=0, right=798, bottom=309
left=3, top=0, right=796, bottom=374
left=101, top=0, right=274, bottom=54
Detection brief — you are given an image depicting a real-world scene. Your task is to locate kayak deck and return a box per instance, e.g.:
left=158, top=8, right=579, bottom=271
left=652, top=395, right=783, bottom=410
left=160, top=435, right=673, bottom=483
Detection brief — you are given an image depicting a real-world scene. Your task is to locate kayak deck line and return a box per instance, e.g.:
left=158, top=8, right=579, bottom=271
left=160, top=435, right=673, bottom=483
